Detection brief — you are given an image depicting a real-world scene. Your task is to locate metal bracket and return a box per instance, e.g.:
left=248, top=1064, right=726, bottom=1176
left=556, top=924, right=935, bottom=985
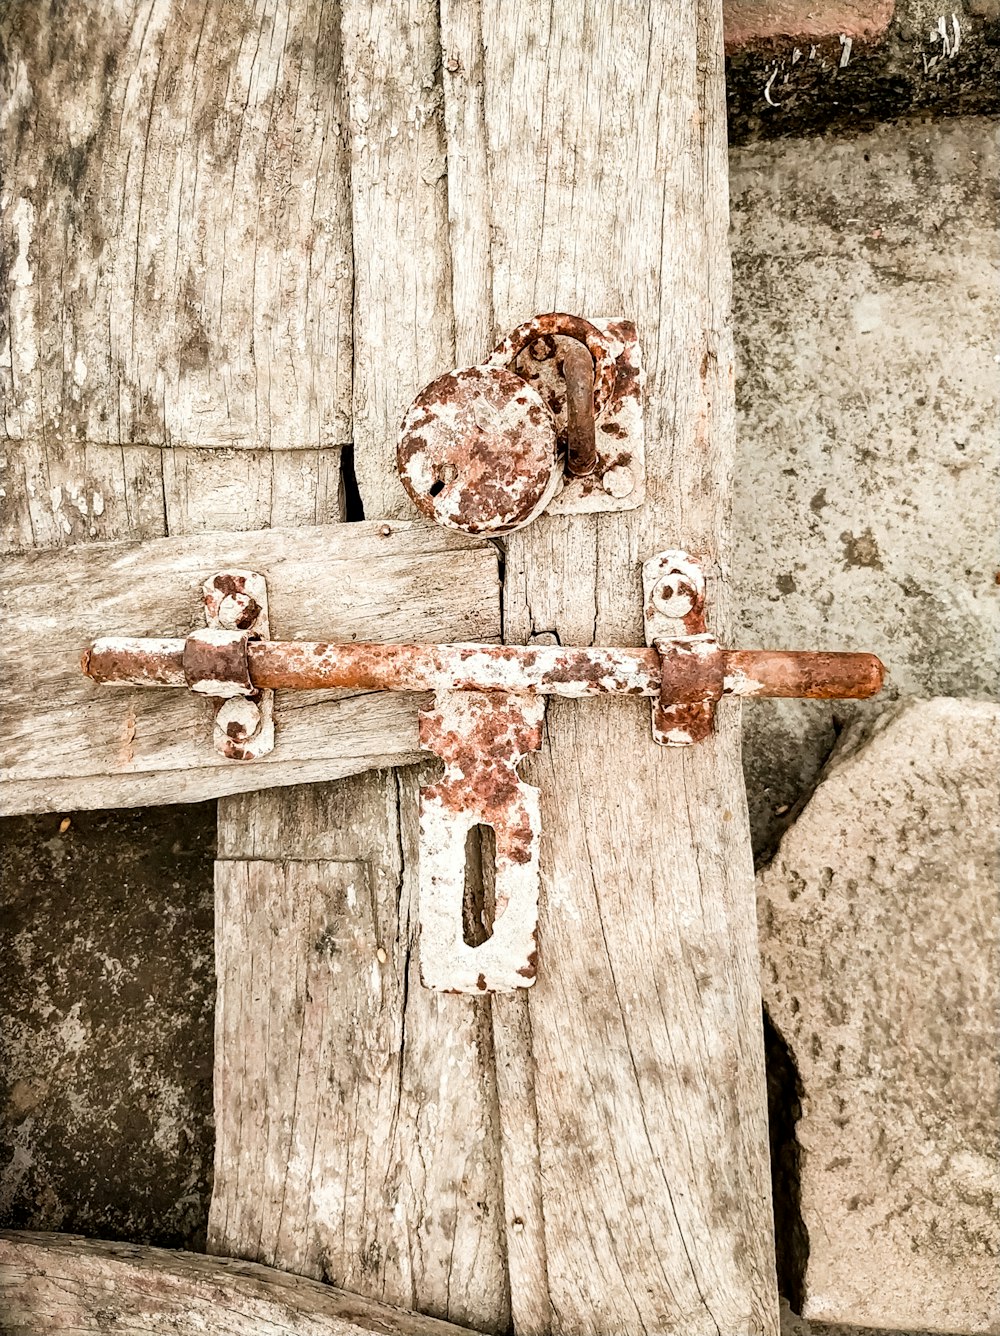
left=515, top=317, right=645, bottom=514
left=643, top=551, right=724, bottom=746
left=82, top=553, right=885, bottom=991
left=418, top=691, right=545, bottom=993
left=198, top=572, right=274, bottom=760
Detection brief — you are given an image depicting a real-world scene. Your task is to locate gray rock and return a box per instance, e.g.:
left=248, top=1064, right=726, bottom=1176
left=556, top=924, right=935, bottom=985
left=758, top=698, right=1000, bottom=1333
left=0, top=806, right=217, bottom=1249
left=730, top=116, right=1000, bottom=858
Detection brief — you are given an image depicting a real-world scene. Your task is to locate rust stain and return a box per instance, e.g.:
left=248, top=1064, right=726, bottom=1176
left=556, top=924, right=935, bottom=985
left=83, top=636, right=885, bottom=704
left=557, top=337, right=598, bottom=477
left=182, top=629, right=254, bottom=696
left=418, top=690, right=545, bottom=994
left=519, top=318, right=644, bottom=508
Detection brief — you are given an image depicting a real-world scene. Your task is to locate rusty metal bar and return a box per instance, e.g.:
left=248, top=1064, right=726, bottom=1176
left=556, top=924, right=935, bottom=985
left=80, top=639, right=186, bottom=687
left=83, top=636, right=884, bottom=702
left=488, top=312, right=618, bottom=420
left=560, top=339, right=598, bottom=477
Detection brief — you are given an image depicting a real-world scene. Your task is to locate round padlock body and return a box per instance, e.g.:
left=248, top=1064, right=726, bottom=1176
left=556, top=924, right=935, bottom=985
left=397, top=365, right=561, bottom=535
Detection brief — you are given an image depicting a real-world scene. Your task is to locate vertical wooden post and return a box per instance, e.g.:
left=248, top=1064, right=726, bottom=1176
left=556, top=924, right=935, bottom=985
left=421, top=2, right=780, bottom=1330
left=3, top=2, right=779, bottom=1332
left=485, top=5, right=778, bottom=1328
left=209, top=4, right=511, bottom=1328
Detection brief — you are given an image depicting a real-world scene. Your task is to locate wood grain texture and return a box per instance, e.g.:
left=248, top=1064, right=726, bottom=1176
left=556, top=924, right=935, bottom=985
left=340, top=0, right=455, bottom=519
left=2, top=3, right=779, bottom=1331
left=485, top=3, right=778, bottom=1324
left=0, top=8, right=511, bottom=1330
left=0, top=441, right=346, bottom=555
left=407, top=3, right=777, bottom=1331
left=0, top=440, right=169, bottom=553
left=0, top=1231, right=486, bottom=1336
left=1, top=521, right=499, bottom=814
left=212, top=772, right=510, bottom=1331
left=162, top=448, right=348, bottom=534
left=0, top=0, right=352, bottom=451
left=210, top=6, right=509, bottom=1329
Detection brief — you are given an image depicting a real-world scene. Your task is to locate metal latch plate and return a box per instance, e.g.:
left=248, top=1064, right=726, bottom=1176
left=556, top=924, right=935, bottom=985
left=201, top=572, right=275, bottom=760
left=516, top=318, right=644, bottom=514
left=418, top=691, right=544, bottom=993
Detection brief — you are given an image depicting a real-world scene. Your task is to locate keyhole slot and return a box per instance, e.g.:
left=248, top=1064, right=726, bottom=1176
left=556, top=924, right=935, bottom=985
left=463, top=823, right=497, bottom=947
left=429, top=478, right=445, bottom=497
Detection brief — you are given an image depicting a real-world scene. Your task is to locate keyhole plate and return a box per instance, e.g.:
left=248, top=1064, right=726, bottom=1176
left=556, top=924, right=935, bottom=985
left=418, top=689, right=545, bottom=993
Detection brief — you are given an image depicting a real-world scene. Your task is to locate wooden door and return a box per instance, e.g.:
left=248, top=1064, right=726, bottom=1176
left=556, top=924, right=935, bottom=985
left=1, top=3, right=779, bottom=1333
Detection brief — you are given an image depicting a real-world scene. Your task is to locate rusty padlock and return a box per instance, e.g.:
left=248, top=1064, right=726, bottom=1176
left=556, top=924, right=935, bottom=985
left=397, top=313, right=619, bottom=534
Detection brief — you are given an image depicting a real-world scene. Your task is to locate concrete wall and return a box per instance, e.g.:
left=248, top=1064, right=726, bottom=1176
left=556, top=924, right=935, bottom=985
left=730, top=112, right=999, bottom=1336
left=730, top=114, right=999, bottom=859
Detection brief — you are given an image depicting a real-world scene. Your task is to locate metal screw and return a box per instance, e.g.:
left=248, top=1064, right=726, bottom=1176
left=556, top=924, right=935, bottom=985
left=217, top=592, right=259, bottom=630
left=529, top=336, right=555, bottom=361
left=651, top=574, right=698, bottom=619
left=215, top=696, right=262, bottom=743
left=602, top=464, right=634, bottom=498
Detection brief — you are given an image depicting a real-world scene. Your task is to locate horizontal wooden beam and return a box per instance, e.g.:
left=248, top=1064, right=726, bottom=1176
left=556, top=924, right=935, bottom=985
left=1, top=521, right=499, bottom=815
left=0, top=1231, right=486, bottom=1336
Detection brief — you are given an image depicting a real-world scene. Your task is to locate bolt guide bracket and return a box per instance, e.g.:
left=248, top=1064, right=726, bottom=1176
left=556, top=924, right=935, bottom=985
left=80, top=311, right=883, bottom=992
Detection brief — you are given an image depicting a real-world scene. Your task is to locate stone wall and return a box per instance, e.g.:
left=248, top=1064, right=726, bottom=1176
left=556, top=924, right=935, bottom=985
left=730, top=113, right=999, bottom=1336
left=731, top=115, right=999, bottom=860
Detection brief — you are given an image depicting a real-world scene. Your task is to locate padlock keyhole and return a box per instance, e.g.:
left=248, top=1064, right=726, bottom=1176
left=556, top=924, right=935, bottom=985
left=429, top=478, right=445, bottom=497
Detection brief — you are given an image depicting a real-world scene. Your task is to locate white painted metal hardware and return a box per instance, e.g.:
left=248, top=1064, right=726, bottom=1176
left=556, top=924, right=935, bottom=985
left=82, top=552, right=883, bottom=993
left=396, top=312, right=645, bottom=533
left=200, top=572, right=275, bottom=760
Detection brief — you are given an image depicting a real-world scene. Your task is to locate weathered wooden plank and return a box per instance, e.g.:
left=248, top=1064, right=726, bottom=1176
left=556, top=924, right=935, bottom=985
left=0, top=440, right=168, bottom=553
left=211, top=774, right=509, bottom=1327
left=2, top=6, right=779, bottom=1335
left=162, top=447, right=347, bottom=534
left=435, top=3, right=778, bottom=1331
left=0, top=1231, right=485, bottom=1336
left=1, top=521, right=500, bottom=814
left=0, top=440, right=347, bottom=555
left=209, top=5, right=511, bottom=1325
left=0, top=0, right=352, bottom=450
left=341, top=0, right=455, bottom=519
left=1, top=14, right=513, bottom=1332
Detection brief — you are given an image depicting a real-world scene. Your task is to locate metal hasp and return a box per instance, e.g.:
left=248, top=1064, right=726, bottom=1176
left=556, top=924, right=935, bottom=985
left=396, top=312, right=644, bottom=533
left=81, top=555, right=885, bottom=993
left=419, top=692, right=545, bottom=992
left=643, top=551, right=723, bottom=745
left=200, top=571, right=275, bottom=759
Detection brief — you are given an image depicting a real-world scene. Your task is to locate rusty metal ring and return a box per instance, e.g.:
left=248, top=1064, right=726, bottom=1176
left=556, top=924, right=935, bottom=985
left=486, top=313, right=618, bottom=419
